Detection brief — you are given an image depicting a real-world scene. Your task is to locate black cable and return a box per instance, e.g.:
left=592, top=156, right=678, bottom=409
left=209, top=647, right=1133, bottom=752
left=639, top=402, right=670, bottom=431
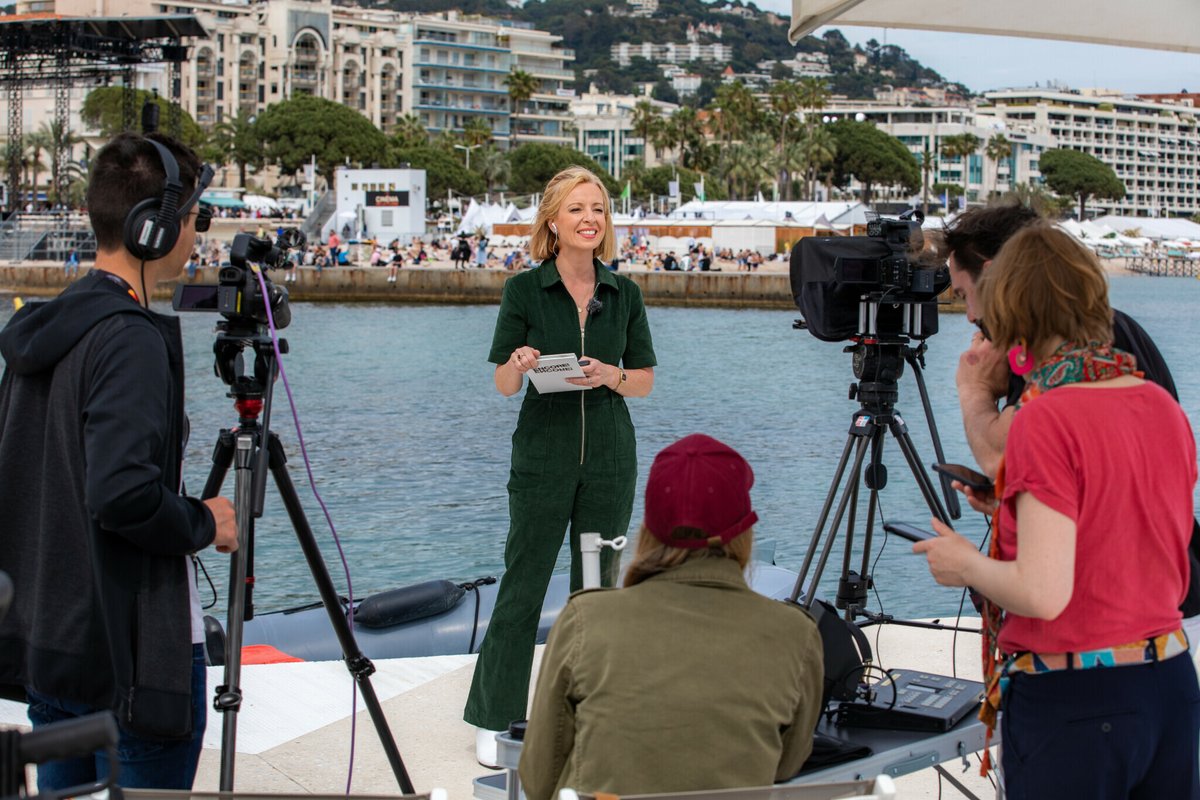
left=139, top=259, right=148, bottom=308
left=195, top=554, right=218, bottom=610
left=458, top=577, right=497, bottom=655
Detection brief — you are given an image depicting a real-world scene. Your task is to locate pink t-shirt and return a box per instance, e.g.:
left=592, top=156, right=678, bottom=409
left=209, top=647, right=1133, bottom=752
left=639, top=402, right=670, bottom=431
left=997, top=381, right=1196, bottom=655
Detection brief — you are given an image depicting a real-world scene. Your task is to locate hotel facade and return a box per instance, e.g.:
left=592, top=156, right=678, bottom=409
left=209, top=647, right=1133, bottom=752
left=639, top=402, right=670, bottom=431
left=8, top=0, right=575, bottom=148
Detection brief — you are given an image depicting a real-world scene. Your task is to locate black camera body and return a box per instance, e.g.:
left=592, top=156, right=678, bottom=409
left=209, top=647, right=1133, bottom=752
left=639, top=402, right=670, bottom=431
left=173, top=230, right=303, bottom=330
left=790, top=211, right=949, bottom=343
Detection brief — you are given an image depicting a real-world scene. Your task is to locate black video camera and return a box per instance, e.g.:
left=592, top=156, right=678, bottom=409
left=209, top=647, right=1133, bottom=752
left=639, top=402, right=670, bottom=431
left=790, top=210, right=949, bottom=343
left=172, top=229, right=304, bottom=330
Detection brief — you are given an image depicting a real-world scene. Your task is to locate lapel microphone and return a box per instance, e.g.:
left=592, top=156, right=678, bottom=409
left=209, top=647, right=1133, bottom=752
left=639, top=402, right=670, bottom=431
left=586, top=296, right=603, bottom=316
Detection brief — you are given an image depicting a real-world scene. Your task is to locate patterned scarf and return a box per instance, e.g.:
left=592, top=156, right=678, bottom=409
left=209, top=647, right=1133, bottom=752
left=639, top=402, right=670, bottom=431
left=976, top=341, right=1140, bottom=775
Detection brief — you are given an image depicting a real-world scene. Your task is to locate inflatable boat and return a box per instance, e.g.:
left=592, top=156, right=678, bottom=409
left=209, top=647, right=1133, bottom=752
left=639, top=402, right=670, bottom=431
left=211, top=563, right=804, bottom=663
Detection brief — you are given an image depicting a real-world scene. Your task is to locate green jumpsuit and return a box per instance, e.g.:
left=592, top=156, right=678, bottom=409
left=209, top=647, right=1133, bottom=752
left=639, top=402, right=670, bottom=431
left=464, top=258, right=657, bottom=732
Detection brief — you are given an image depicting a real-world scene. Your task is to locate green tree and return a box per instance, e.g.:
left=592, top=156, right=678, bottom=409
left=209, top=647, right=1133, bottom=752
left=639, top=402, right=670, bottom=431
left=664, top=107, right=706, bottom=170
left=81, top=87, right=205, bottom=148
left=630, top=100, right=663, bottom=169
left=392, top=114, right=428, bottom=149
left=796, top=77, right=830, bottom=129
left=508, top=142, right=617, bottom=196
left=39, top=121, right=84, bottom=206
left=1001, top=182, right=1073, bottom=218
left=939, top=132, right=981, bottom=203
left=462, top=117, right=495, bottom=148
left=984, top=133, right=1013, bottom=198
left=207, top=109, right=262, bottom=188
left=799, top=124, right=838, bottom=201
left=24, top=129, right=51, bottom=200
left=254, top=95, right=388, bottom=187
left=635, top=164, right=721, bottom=203
left=721, top=132, right=776, bottom=199
left=710, top=81, right=761, bottom=144
left=473, top=145, right=510, bottom=193
left=504, top=68, right=537, bottom=140
left=389, top=145, right=484, bottom=202
left=933, top=182, right=965, bottom=209
left=828, top=120, right=920, bottom=205
left=1038, top=148, right=1125, bottom=219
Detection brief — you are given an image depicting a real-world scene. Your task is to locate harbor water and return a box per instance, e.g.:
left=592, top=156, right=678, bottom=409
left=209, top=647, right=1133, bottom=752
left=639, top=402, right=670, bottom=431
left=3, top=274, right=1199, bottom=621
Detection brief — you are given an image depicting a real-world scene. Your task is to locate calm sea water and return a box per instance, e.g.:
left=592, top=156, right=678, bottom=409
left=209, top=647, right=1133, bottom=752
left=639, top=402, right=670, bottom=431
left=3, top=274, right=1199, bottom=620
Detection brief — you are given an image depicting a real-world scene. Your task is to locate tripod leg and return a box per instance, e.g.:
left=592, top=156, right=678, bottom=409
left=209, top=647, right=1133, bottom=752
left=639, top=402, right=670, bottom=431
left=791, top=434, right=856, bottom=603
left=802, top=432, right=874, bottom=610
left=265, top=434, right=415, bottom=794
left=218, top=429, right=258, bottom=790
left=888, top=417, right=952, bottom=525
left=201, top=429, right=236, bottom=500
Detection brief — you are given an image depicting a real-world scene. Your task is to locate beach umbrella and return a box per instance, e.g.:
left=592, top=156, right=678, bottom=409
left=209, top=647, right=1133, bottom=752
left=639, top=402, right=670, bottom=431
left=788, top=0, right=1199, bottom=53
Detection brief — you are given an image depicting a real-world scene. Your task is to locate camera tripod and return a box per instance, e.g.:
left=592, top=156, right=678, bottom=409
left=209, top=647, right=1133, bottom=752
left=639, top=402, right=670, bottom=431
left=199, top=322, right=414, bottom=794
left=789, top=340, right=962, bottom=623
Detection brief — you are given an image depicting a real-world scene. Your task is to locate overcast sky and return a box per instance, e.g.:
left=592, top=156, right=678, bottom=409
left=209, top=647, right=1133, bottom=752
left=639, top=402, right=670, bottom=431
left=764, top=19, right=1200, bottom=95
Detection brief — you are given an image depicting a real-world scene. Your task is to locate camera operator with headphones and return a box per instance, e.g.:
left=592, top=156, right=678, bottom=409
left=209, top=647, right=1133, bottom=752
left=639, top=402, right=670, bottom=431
left=0, top=132, right=238, bottom=791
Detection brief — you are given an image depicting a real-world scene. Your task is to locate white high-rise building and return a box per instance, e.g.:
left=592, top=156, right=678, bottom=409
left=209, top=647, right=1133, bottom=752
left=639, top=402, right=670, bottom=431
left=983, top=89, right=1200, bottom=218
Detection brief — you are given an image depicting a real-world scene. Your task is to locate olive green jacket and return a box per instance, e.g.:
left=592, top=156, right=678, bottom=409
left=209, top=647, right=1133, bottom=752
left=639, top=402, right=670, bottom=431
left=519, top=556, right=824, bottom=800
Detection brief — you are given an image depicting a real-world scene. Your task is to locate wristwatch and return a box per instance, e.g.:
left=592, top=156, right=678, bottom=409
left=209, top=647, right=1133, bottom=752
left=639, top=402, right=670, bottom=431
left=617, top=369, right=628, bottom=387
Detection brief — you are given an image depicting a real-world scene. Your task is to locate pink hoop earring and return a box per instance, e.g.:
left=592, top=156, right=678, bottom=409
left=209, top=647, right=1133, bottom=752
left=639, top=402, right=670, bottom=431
left=1008, top=339, right=1034, bottom=376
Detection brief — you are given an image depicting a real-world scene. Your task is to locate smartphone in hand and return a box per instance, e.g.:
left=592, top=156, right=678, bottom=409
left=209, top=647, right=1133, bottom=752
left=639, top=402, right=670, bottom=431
left=933, top=462, right=995, bottom=500
left=883, top=522, right=939, bottom=544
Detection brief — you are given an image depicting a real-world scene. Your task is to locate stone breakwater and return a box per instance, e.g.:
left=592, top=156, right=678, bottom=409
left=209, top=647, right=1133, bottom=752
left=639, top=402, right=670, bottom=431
left=0, top=265, right=799, bottom=309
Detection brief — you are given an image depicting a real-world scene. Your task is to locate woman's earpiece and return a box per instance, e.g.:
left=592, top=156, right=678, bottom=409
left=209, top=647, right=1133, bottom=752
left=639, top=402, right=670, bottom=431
left=550, top=223, right=557, bottom=234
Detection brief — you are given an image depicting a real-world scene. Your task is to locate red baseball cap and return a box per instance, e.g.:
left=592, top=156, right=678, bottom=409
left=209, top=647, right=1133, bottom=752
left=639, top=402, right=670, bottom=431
left=644, top=434, right=758, bottom=549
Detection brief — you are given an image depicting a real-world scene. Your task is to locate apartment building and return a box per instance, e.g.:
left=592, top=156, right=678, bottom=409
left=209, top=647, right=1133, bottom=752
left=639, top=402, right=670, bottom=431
left=817, top=100, right=1055, bottom=207
left=8, top=0, right=573, bottom=147
left=610, top=41, right=733, bottom=68
left=983, top=89, right=1200, bottom=217
left=570, top=88, right=676, bottom=181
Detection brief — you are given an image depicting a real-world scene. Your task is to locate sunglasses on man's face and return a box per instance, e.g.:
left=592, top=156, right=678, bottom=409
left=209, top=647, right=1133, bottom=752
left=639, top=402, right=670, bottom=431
left=194, top=204, right=213, bottom=233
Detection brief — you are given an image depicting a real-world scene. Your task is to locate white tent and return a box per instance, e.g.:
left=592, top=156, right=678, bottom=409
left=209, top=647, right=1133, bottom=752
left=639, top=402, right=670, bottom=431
left=1091, top=216, right=1200, bottom=242
left=788, top=0, right=1200, bottom=53
left=455, top=200, right=522, bottom=236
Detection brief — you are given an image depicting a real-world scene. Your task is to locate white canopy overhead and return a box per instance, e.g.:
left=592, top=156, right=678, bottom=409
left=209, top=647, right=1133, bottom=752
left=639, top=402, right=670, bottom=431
left=788, top=0, right=1200, bottom=54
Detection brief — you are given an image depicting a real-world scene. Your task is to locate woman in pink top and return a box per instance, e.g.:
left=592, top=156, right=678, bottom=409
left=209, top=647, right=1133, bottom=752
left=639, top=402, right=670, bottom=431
left=915, top=224, right=1199, bottom=799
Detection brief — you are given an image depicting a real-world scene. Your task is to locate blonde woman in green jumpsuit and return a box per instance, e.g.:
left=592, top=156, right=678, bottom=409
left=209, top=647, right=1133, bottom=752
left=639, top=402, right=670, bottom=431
left=465, top=167, right=657, bottom=763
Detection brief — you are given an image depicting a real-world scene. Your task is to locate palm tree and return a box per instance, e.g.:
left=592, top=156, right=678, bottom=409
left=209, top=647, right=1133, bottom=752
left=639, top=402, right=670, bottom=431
left=474, top=146, right=509, bottom=194
left=984, top=133, right=1013, bottom=199
left=774, top=138, right=807, bottom=201
left=462, top=118, right=493, bottom=148
left=722, top=133, right=775, bottom=199
left=630, top=100, right=663, bottom=168
left=25, top=130, right=51, bottom=203
left=668, top=107, right=706, bottom=170
left=796, top=77, right=830, bottom=131
left=711, top=81, right=761, bottom=145
left=768, top=80, right=802, bottom=197
left=940, top=132, right=981, bottom=206
left=39, top=121, right=84, bottom=207
left=919, top=140, right=937, bottom=216
left=392, top=114, right=428, bottom=149
left=504, top=68, right=539, bottom=138
left=208, top=109, right=261, bottom=188
left=798, top=124, right=836, bottom=201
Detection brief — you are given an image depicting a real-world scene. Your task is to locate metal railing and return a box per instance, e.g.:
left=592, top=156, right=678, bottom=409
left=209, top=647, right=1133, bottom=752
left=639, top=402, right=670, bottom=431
left=0, top=213, right=95, bottom=263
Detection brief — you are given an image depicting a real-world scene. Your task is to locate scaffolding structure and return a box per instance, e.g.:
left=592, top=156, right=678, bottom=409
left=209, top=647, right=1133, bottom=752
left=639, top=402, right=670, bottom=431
left=0, top=14, right=205, bottom=212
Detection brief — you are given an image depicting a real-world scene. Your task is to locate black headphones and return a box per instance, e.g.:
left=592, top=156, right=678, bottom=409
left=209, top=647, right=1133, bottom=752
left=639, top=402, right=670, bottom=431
left=122, top=139, right=214, bottom=261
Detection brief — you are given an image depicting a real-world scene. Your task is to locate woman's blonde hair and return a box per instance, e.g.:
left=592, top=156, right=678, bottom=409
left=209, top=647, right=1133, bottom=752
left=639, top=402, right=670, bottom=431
left=978, top=223, right=1113, bottom=360
left=529, top=166, right=616, bottom=263
left=623, top=525, right=753, bottom=588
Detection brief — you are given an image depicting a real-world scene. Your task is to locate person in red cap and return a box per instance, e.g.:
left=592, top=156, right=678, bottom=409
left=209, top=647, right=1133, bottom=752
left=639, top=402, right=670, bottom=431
left=518, top=434, right=824, bottom=800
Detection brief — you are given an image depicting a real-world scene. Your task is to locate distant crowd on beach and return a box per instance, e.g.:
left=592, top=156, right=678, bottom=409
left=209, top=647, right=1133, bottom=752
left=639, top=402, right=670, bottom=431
left=183, top=227, right=789, bottom=281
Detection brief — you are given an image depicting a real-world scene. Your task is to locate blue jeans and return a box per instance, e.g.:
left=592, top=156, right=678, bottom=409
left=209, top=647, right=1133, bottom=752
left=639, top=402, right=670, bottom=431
left=28, top=644, right=207, bottom=792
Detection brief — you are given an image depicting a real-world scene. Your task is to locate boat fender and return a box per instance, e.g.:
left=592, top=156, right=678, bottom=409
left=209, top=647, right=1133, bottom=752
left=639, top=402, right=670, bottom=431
left=204, top=614, right=226, bottom=666
left=355, top=579, right=467, bottom=629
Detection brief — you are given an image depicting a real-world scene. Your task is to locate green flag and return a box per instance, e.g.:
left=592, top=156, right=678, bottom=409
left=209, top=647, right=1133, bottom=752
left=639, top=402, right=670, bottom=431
left=620, top=181, right=631, bottom=201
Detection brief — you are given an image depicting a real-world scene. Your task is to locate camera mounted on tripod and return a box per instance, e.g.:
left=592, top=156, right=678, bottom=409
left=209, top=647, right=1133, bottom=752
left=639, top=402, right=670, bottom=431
left=173, top=228, right=303, bottom=332
left=173, top=229, right=304, bottom=399
left=790, top=209, right=949, bottom=346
